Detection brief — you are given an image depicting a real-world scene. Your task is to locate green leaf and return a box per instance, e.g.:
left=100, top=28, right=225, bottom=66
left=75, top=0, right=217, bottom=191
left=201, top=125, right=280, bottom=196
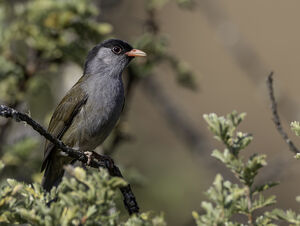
left=251, top=194, right=276, bottom=212
left=291, top=121, right=300, bottom=136
left=267, top=209, right=300, bottom=225
left=252, top=182, right=279, bottom=195
left=242, top=154, right=267, bottom=186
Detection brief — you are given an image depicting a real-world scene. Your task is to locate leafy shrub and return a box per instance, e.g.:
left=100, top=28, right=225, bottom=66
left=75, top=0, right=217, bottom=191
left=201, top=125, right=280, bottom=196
left=0, top=163, right=165, bottom=226
left=193, top=111, right=300, bottom=225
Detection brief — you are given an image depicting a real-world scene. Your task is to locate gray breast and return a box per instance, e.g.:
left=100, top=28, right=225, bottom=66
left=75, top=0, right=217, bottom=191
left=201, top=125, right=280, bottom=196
left=79, top=74, right=124, bottom=150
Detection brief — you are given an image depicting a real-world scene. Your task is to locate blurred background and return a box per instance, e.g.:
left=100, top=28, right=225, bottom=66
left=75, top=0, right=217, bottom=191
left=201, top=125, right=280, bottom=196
left=1, top=0, right=300, bottom=225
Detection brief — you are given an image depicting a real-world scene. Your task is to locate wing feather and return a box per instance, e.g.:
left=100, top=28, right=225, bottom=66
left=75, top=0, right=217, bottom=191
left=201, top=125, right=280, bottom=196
left=41, top=76, right=88, bottom=172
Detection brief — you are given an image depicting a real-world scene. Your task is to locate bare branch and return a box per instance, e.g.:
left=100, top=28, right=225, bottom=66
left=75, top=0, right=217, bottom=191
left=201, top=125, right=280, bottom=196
left=0, top=104, right=139, bottom=215
left=267, top=72, right=300, bottom=154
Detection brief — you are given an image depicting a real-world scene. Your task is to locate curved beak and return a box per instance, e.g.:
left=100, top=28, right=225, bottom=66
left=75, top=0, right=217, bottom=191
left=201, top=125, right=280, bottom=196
left=125, top=49, right=147, bottom=57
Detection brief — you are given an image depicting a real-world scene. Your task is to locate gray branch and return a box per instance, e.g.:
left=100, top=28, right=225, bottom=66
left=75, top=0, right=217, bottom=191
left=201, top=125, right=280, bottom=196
left=267, top=72, right=300, bottom=154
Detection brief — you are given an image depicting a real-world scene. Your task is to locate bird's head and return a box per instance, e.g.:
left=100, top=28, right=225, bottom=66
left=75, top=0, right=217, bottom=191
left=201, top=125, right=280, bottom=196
left=83, top=39, right=146, bottom=76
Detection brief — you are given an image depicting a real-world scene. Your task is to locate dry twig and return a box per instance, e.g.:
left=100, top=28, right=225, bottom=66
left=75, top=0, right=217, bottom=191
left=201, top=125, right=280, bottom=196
left=267, top=72, right=300, bottom=154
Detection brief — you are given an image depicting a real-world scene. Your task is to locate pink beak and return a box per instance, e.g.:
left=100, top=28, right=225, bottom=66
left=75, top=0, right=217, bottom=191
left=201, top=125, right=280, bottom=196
left=125, top=49, right=147, bottom=57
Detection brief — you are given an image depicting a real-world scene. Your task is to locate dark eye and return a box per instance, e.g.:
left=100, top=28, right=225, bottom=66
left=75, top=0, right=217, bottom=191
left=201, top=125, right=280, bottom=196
left=112, top=46, right=122, bottom=54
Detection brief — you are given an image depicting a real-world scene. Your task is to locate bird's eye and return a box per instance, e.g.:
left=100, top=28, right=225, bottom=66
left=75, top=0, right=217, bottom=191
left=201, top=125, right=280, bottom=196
left=112, top=46, right=122, bottom=54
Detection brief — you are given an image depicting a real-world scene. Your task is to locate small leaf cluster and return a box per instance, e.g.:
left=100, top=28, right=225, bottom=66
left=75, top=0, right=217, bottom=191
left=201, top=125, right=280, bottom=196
left=194, top=111, right=278, bottom=225
left=290, top=121, right=300, bottom=163
left=291, top=121, right=300, bottom=137
left=266, top=208, right=300, bottom=225
left=0, top=163, right=166, bottom=226
left=1, top=0, right=111, bottom=63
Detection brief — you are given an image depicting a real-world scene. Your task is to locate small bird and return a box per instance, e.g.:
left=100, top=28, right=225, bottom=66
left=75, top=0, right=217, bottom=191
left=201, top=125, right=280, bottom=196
left=41, top=39, right=146, bottom=191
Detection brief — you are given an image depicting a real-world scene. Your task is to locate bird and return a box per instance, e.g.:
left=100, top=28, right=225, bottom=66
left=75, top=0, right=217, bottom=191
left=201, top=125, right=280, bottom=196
left=41, top=39, right=146, bottom=191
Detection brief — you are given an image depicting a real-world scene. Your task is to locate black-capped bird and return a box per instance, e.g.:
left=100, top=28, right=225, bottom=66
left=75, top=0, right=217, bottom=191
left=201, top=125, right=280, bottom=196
left=41, top=39, right=146, bottom=191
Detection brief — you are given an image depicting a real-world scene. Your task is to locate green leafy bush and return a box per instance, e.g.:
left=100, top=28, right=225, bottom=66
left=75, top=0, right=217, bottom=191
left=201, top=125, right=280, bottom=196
left=193, top=111, right=286, bottom=225
left=0, top=163, right=165, bottom=226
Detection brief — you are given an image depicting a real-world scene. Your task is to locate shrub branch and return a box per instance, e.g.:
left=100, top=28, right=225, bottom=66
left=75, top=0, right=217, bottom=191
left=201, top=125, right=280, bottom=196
left=0, top=104, right=139, bottom=215
left=267, top=72, right=300, bottom=154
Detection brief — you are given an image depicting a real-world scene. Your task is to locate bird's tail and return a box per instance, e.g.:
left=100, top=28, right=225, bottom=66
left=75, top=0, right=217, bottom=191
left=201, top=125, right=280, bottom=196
left=42, top=159, right=65, bottom=192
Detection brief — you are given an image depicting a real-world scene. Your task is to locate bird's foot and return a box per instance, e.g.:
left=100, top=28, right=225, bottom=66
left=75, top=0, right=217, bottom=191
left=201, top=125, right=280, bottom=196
left=83, top=151, right=115, bottom=170
left=83, top=151, right=114, bottom=170
left=84, top=151, right=93, bottom=166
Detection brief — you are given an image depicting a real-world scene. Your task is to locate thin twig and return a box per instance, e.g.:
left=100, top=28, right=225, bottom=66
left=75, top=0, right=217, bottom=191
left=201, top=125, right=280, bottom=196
left=267, top=72, right=300, bottom=154
left=0, top=104, right=139, bottom=215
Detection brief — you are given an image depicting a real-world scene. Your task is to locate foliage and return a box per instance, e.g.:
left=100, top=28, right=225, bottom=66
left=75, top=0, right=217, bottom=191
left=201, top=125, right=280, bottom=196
left=266, top=208, right=300, bottom=225
left=0, top=0, right=111, bottom=105
left=0, top=163, right=165, bottom=225
left=193, top=111, right=279, bottom=225
left=1, top=137, right=41, bottom=181
left=291, top=121, right=300, bottom=137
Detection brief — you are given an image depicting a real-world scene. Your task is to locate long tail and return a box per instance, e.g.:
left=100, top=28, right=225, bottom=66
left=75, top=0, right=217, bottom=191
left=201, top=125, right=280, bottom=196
left=42, top=158, right=65, bottom=192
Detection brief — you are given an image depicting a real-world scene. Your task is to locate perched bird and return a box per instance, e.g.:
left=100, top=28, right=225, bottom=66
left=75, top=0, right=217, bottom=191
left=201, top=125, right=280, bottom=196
left=41, top=39, right=146, bottom=191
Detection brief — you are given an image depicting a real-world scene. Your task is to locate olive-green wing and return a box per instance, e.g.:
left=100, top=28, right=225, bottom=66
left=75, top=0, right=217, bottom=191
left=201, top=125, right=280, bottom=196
left=41, top=76, right=88, bottom=172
